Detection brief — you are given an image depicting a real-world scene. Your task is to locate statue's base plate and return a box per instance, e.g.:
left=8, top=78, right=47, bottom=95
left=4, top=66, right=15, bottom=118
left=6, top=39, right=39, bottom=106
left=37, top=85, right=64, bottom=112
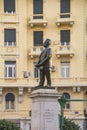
left=34, top=86, right=55, bottom=90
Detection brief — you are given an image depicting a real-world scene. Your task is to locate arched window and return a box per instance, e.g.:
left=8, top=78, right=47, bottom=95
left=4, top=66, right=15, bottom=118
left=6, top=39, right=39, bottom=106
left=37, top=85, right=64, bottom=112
left=5, top=93, right=15, bottom=109
left=62, top=92, right=70, bottom=109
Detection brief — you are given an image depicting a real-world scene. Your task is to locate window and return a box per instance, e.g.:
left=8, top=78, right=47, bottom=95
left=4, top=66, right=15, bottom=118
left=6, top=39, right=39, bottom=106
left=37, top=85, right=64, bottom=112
left=60, top=30, right=70, bottom=45
left=62, top=92, right=70, bottom=109
left=5, top=93, right=15, bottom=110
left=61, top=62, right=70, bottom=78
left=5, top=61, right=16, bottom=78
left=4, top=0, right=15, bottom=13
left=34, top=63, right=40, bottom=78
left=33, top=0, right=43, bottom=19
left=4, top=29, right=16, bottom=46
left=33, top=31, right=43, bottom=46
left=60, top=0, right=70, bottom=18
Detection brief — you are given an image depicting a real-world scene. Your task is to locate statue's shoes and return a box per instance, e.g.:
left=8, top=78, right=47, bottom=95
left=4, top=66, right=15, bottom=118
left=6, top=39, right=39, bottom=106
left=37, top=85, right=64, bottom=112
left=45, top=85, right=51, bottom=87
left=35, top=85, right=43, bottom=88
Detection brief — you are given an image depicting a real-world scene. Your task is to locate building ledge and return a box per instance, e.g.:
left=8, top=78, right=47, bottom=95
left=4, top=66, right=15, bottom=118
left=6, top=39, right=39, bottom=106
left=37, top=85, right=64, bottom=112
left=28, top=14, right=48, bottom=27
left=0, top=13, right=19, bottom=24
left=56, top=45, right=74, bottom=58
left=56, top=13, right=74, bottom=27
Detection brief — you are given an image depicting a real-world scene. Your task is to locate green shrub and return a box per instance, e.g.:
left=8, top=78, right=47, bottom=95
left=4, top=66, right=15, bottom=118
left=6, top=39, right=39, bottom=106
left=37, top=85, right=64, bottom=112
left=0, top=119, right=21, bottom=130
left=63, top=117, right=82, bottom=130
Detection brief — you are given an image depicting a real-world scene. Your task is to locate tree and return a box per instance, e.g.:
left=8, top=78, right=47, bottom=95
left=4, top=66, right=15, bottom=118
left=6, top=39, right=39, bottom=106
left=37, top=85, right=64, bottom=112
left=0, top=119, right=21, bottom=130
left=63, top=117, right=82, bottom=130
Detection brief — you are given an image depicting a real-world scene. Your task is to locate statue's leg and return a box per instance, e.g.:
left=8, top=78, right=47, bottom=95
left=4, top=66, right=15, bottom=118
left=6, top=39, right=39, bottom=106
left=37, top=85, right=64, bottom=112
left=45, top=68, right=51, bottom=87
left=39, top=68, right=45, bottom=86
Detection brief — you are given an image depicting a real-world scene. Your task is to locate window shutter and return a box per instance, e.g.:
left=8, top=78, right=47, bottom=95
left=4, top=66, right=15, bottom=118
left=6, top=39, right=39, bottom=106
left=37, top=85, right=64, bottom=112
left=34, top=31, right=43, bottom=46
left=4, top=29, right=16, bottom=43
left=33, top=0, right=43, bottom=14
left=60, top=0, right=70, bottom=13
left=60, top=30, right=70, bottom=45
left=4, top=0, right=15, bottom=13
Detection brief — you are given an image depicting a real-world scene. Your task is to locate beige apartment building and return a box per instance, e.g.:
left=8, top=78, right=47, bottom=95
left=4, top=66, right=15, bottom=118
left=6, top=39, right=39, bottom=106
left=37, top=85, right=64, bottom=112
left=0, top=0, right=87, bottom=129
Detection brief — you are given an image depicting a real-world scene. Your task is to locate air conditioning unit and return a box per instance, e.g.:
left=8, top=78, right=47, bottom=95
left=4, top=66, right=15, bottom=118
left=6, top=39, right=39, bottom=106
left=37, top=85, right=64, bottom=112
left=23, top=71, right=30, bottom=78
left=51, top=65, right=56, bottom=72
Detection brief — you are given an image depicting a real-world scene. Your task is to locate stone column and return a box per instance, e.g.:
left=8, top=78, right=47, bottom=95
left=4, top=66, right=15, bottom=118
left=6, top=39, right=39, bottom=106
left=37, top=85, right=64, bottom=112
left=30, top=87, right=61, bottom=130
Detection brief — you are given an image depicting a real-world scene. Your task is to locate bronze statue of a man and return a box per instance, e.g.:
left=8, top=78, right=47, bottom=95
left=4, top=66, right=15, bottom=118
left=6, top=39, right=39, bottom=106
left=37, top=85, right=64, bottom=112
left=35, top=39, right=52, bottom=87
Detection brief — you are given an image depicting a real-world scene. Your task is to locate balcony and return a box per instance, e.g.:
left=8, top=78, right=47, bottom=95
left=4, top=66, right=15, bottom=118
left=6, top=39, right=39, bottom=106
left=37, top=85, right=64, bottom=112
left=56, top=44, right=74, bottom=58
left=28, top=14, right=47, bottom=27
left=28, top=46, right=44, bottom=58
left=56, top=13, right=74, bottom=26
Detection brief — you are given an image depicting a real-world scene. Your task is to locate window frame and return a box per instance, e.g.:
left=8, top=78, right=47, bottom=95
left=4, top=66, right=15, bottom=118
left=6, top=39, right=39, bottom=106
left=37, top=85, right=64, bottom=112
left=4, top=29, right=16, bottom=46
left=61, top=62, right=70, bottom=78
left=33, top=0, right=43, bottom=19
left=60, top=0, right=70, bottom=18
left=62, top=92, right=71, bottom=109
left=5, top=93, right=15, bottom=110
left=5, top=61, right=16, bottom=78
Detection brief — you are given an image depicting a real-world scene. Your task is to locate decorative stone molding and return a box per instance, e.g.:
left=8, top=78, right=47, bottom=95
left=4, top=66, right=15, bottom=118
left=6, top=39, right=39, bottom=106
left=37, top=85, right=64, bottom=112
left=18, top=87, right=23, bottom=103
left=73, top=87, right=81, bottom=93
left=77, top=87, right=81, bottom=92
left=73, top=87, right=76, bottom=92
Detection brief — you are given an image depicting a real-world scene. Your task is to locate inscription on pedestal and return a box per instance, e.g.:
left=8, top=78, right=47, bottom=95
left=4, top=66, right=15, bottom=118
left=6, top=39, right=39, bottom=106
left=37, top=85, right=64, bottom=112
left=44, top=109, right=55, bottom=123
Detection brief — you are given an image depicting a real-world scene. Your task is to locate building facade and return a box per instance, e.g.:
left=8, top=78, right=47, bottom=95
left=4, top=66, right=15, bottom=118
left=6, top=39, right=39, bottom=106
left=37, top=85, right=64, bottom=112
left=0, top=0, right=87, bottom=129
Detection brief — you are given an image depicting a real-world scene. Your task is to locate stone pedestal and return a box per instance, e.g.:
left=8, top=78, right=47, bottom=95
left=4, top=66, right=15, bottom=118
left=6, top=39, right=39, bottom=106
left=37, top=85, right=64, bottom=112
left=30, top=87, right=61, bottom=130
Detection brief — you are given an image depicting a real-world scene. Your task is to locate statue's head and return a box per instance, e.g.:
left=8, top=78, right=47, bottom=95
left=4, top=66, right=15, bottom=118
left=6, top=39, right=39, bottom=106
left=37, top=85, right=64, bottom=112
left=43, top=39, right=51, bottom=48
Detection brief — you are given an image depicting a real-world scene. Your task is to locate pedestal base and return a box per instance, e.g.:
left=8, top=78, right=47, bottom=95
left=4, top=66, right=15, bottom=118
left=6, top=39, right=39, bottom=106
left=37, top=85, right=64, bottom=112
left=30, top=87, right=61, bottom=130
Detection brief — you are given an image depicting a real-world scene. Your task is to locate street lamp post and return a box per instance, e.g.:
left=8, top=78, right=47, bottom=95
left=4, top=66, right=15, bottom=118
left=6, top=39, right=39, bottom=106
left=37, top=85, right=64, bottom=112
left=58, top=98, right=66, bottom=130
left=58, top=98, right=87, bottom=130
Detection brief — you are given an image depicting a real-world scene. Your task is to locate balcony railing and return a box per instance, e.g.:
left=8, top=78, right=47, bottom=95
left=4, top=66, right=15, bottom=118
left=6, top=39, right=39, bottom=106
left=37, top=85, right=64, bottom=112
left=56, top=44, right=74, bottom=58
left=28, top=46, right=44, bottom=58
left=56, top=13, right=74, bottom=26
left=28, top=14, right=47, bottom=27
